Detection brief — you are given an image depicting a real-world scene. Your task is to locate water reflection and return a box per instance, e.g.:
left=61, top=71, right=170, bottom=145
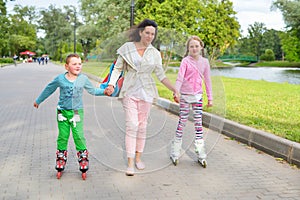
left=211, top=67, right=300, bottom=85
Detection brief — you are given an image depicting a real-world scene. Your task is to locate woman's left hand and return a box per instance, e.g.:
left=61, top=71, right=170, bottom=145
left=173, top=92, right=180, bottom=103
left=207, top=100, right=213, bottom=107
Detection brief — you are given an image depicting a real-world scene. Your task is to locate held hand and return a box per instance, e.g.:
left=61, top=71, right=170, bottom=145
left=207, top=100, right=213, bottom=108
left=104, top=88, right=110, bottom=96
left=173, top=91, right=180, bottom=103
left=104, top=85, right=115, bottom=96
left=33, top=102, right=39, bottom=108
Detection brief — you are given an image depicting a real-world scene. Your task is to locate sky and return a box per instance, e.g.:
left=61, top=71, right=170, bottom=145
left=231, top=0, right=286, bottom=35
left=7, top=0, right=286, bottom=35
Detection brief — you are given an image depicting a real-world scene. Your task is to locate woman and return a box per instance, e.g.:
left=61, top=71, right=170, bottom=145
left=105, top=19, right=179, bottom=176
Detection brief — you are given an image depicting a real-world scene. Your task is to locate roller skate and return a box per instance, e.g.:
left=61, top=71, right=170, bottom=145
left=194, top=139, right=207, bottom=168
left=55, top=150, right=67, bottom=179
left=170, top=138, right=182, bottom=166
left=77, top=150, right=89, bottom=180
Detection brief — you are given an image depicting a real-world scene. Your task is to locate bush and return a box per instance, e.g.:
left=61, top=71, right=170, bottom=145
left=260, top=49, right=275, bottom=61
left=0, top=58, right=14, bottom=63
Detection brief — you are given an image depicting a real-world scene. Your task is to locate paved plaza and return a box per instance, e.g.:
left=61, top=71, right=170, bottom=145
left=0, top=62, right=299, bottom=200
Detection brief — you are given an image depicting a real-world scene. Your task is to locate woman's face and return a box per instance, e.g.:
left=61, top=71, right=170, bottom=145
left=188, top=39, right=202, bottom=57
left=139, top=26, right=156, bottom=46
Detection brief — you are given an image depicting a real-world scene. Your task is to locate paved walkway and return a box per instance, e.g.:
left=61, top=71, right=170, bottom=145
left=0, top=62, right=299, bottom=200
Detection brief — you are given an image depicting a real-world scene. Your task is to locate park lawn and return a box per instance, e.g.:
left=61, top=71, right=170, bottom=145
left=219, top=77, right=300, bottom=143
left=82, top=61, right=111, bottom=77
left=254, top=61, right=300, bottom=67
left=82, top=61, right=300, bottom=143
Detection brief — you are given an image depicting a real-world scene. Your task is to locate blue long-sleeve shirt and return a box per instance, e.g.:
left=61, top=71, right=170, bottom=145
left=36, top=73, right=104, bottom=110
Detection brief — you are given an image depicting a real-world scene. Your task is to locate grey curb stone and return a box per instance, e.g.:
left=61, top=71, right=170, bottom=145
left=156, top=97, right=300, bottom=167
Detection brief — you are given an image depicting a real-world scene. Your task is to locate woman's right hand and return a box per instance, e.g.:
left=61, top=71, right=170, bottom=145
left=104, top=85, right=115, bottom=96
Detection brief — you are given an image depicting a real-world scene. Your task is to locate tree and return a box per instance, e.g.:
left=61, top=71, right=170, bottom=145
left=261, top=29, right=283, bottom=60
left=272, top=0, right=300, bottom=37
left=135, top=0, right=240, bottom=61
left=247, top=22, right=266, bottom=61
left=38, top=5, right=74, bottom=59
left=260, top=49, right=275, bottom=61
left=0, top=0, right=10, bottom=56
left=80, top=0, right=130, bottom=42
left=79, top=0, right=131, bottom=59
left=279, top=30, right=300, bottom=62
left=273, top=0, right=300, bottom=61
left=7, top=5, right=37, bottom=55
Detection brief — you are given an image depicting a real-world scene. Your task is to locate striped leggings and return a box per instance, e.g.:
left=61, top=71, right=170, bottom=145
left=175, top=97, right=203, bottom=140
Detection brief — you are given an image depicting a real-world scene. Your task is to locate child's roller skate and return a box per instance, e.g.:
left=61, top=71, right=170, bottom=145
left=55, top=150, right=67, bottom=179
left=194, top=139, right=207, bottom=168
left=170, top=138, right=182, bottom=166
left=77, top=150, right=89, bottom=180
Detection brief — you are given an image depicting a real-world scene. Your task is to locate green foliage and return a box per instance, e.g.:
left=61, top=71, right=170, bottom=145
left=0, top=4, right=37, bottom=56
left=135, top=0, right=240, bottom=60
left=38, top=5, right=74, bottom=59
left=3, top=0, right=300, bottom=63
left=273, top=0, right=300, bottom=36
left=80, top=0, right=130, bottom=42
left=272, top=0, right=300, bottom=61
left=248, top=22, right=267, bottom=60
left=233, top=27, right=285, bottom=61
left=260, top=49, right=275, bottom=61
left=279, top=30, right=300, bottom=62
left=261, top=29, right=283, bottom=60
left=0, top=57, right=13, bottom=63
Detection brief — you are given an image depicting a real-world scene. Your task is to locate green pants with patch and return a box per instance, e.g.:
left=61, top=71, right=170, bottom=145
left=57, top=109, right=87, bottom=151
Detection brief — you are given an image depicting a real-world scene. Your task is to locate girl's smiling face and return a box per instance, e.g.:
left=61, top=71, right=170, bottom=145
left=188, top=39, right=202, bottom=58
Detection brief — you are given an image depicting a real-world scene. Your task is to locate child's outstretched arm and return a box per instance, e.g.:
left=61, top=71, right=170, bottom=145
left=84, top=78, right=105, bottom=96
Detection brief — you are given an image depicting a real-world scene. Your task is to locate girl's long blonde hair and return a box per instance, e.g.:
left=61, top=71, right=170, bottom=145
left=184, top=36, right=205, bottom=57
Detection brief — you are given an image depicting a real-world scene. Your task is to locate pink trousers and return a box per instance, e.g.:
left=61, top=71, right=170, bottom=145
left=122, top=97, right=152, bottom=158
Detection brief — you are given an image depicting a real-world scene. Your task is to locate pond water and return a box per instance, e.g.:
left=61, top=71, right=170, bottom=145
left=211, top=67, right=300, bottom=85
left=168, top=65, right=300, bottom=84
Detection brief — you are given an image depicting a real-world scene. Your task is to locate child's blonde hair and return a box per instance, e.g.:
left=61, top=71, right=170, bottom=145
left=184, top=36, right=205, bottom=57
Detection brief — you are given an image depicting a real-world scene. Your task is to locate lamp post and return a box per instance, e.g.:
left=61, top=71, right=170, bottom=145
left=66, top=7, right=77, bottom=53
left=80, top=38, right=91, bottom=61
left=73, top=10, right=77, bottom=53
left=130, top=0, right=134, bottom=27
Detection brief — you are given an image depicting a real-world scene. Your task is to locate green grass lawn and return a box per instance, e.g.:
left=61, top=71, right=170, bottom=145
left=81, top=61, right=300, bottom=143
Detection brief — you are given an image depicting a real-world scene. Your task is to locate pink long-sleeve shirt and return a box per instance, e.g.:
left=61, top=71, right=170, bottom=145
left=175, top=55, right=213, bottom=101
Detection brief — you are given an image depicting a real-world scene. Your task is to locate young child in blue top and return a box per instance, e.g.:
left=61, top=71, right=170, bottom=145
left=33, top=53, right=105, bottom=179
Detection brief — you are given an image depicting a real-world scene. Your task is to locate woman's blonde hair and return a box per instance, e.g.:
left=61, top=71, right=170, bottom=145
left=184, top=36, right=205, bottom=57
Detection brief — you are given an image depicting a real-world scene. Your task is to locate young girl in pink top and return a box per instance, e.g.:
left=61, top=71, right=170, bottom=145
left=170, top=36, right=213, bottom=167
